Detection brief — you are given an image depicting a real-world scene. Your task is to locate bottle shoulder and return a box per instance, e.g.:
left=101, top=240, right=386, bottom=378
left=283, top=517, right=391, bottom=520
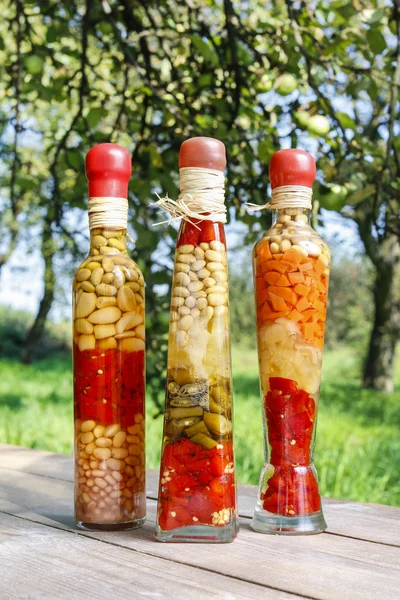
left=254, top=221, right=329, bottom=258
left=73, top=251, right=144, bottom=288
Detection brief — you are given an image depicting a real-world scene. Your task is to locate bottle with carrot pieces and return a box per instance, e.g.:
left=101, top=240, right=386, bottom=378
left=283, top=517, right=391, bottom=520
left=250, top=148, right=329, bottom=535
left=154, top=137, right=238, bottom=542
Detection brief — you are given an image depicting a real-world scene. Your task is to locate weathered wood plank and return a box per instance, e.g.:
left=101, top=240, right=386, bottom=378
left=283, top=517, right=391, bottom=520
left=2, top=445, right=397, bottom=547
left=0, top=466, right=399, bottom=600
left=0, top=512, right=295, bottom=600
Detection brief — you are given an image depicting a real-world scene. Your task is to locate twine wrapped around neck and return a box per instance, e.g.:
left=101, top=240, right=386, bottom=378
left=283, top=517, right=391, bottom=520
left=88, top=196, right=129, bottom=230
left=153, top=167, right=227, bottom=226
left=246, top=185, right=313, bottom=212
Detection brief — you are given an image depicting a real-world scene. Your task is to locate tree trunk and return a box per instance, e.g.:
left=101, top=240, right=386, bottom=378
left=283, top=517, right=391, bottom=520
left=363, top=260, right=399, bottom=392
left=359, top=225, right=400, bottom=392
left=22, top=216, right=56, bottom=364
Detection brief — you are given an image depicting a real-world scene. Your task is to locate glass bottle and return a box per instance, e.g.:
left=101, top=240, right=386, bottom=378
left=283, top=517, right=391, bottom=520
left=73, top=144, right=146, bottom=530
left=155, top=137, right=238, bottom=542
left=250, top=149, right=329, bottom=534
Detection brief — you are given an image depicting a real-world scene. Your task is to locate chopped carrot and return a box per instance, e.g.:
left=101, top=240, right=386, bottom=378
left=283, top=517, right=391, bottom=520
left=269, top=292, right=288, bottom=312
left=307, top=288, right=319, bottom=305
left=268, top=310, right=290, bottom=319
left=301, top=309, right=319, bottom=323
left=259, top=302, right=270, bottom=319
left=283, top=248, right=303, bottom=265
left=287, top=309, right=303, bottom=322
left=302, top=323, right=315, bottom=340
left=314, top=256, right=327, bottom=276
left=258, top=288, right=270, bottom=305
left=280, top=261, right=298, bottom=272
left=313, top=299, right=325, bottom=314
left=293, top=283, right=310, bottom=297
left=296, top=296, right=310, bottom=312
left=288, top=272, right=305, bottom=285
left=256, top=242, right=272, bottom=261
left=308, top=269, right=320, bottom=280
left=264, top=271, right=281, bottom=285
left=268, top=286, right=297, bottom=306
left=255, top=277, right=265, bottom=294
left=262, top=260, right=287, bottom=274
left=299, top=262, right=313, bottom=273
left=276, top=274, right=291, bottom=286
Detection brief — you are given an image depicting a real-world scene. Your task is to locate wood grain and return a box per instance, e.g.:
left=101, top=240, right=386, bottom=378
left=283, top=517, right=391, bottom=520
left=0, top=512, right=295, bottom=600
left=1, top=444, right=398, bottom=547
left=1, top=463, right=399, bottom=600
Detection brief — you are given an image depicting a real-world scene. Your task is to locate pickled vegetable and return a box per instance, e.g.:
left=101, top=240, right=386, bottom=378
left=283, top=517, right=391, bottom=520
left=73, top=227, right=146, bottom=528
left=252, top=206, right=329, bottom=528
left=156, top=219, right=237, bottom=538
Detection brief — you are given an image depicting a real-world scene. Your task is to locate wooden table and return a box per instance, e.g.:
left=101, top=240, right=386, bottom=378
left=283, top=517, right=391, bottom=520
left=0, top=444, right=399, bottom=600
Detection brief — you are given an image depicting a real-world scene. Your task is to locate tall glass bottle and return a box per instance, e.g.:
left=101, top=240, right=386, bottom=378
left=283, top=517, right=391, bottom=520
left=73, top=144, right=146, bottom=530
left=250, top=149, right=329, bottom=534
left=156, top=137, right=238, bottom=542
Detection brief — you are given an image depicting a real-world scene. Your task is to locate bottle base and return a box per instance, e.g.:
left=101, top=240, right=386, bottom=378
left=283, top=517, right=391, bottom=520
left=76, top=516, right=145, bottom=531
left=155, top=519, right=239, bottom=543
left=250, top=507, right=326, bottom=535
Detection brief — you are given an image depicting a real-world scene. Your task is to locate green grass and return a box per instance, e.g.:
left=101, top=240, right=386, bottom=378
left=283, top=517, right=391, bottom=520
left=0, top=347, right=399, bottom=506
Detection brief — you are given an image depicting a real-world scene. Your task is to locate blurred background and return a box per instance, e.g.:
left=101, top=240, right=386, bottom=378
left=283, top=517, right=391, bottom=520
left=0, top=0, right=399, bottom=506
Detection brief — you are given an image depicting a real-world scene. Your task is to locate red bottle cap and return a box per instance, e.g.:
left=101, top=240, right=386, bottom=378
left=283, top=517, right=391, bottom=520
left=86, top=143, right=132, bottom=198
left=179, top=137, right=226, bottom=171
left=269, top=149, right=316, bottom=189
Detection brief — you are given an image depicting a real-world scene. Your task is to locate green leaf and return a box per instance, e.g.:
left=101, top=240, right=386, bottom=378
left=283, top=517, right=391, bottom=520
left=86, top=108, right=102, bottom=129
left=366, top=9, right=386, bottom=24
left=46, top=26, right=57, bottom=43
left=337, top=112, right=356, bottom=130
left=66, top=150, right=82, bottom=169
left=367, top=29, right=386, bottom=54
left=191, top=35, right=219, bottom=66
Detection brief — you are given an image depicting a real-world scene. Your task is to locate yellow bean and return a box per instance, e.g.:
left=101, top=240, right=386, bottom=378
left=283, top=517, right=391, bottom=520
left=91, top=267, right=104, bottom=286
left=115, top=311, right=143, bottom=334
left=76, top=268, right=91, bottom=282
left=112, top=470, right=123, bottom=482
left=117, top=286, right=137, bottom=312
left=113, top=431, right=126, bottom=448
left=102, top=257, right=115, bottom=273
left=75, top=292, right=97, bottom=319
left=88, top=306, right=121, bottom=325
left=127, top=424, right=140, bottom=435
left=94, top=477, right=108, bottom=489
left=80, top=281, right=95, bottom=293
left=96, top=296, right=117, bottom=309
left=95, top=437, right=112, bottom=448
left=81, top=420, right=96, bottom=433
left=95, top=283, right=117, bottom=297
left=105, top=424, right=120, bottom=437
left=75, top=318, right=93, bottom=335
left=93, top=324, right=115, bottom=339
left=93, top=447, right=111, bottom=460
left=119, top=337, right=145, bottom=352
left=106, top=457, right=125, bottom=471
left=98, top=336, right=118, bottom=350
left=81, top=432, right=94, bottom=444
left=112, top=448, right=129, bottom=459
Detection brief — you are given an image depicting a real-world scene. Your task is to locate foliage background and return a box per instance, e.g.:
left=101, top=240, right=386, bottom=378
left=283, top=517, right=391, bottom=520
left=0, top=0, right=399, bottom=505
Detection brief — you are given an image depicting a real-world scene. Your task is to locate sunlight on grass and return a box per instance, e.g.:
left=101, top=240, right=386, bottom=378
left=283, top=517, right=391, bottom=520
left=0, top=346, right=399, bottom=506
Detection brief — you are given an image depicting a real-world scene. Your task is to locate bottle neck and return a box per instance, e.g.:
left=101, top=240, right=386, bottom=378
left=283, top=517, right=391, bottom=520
left=272, top=207, right=311, bottom=226
left=90, top=227, right=128, bottom=255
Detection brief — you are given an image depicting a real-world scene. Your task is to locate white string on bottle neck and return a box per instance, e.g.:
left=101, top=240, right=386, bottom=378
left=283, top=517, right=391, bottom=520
left=88, top=196, right=129, bottom=230
left=153, top=167, right=227, bottom=225
left=246, top=185, right=313, bottom=212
